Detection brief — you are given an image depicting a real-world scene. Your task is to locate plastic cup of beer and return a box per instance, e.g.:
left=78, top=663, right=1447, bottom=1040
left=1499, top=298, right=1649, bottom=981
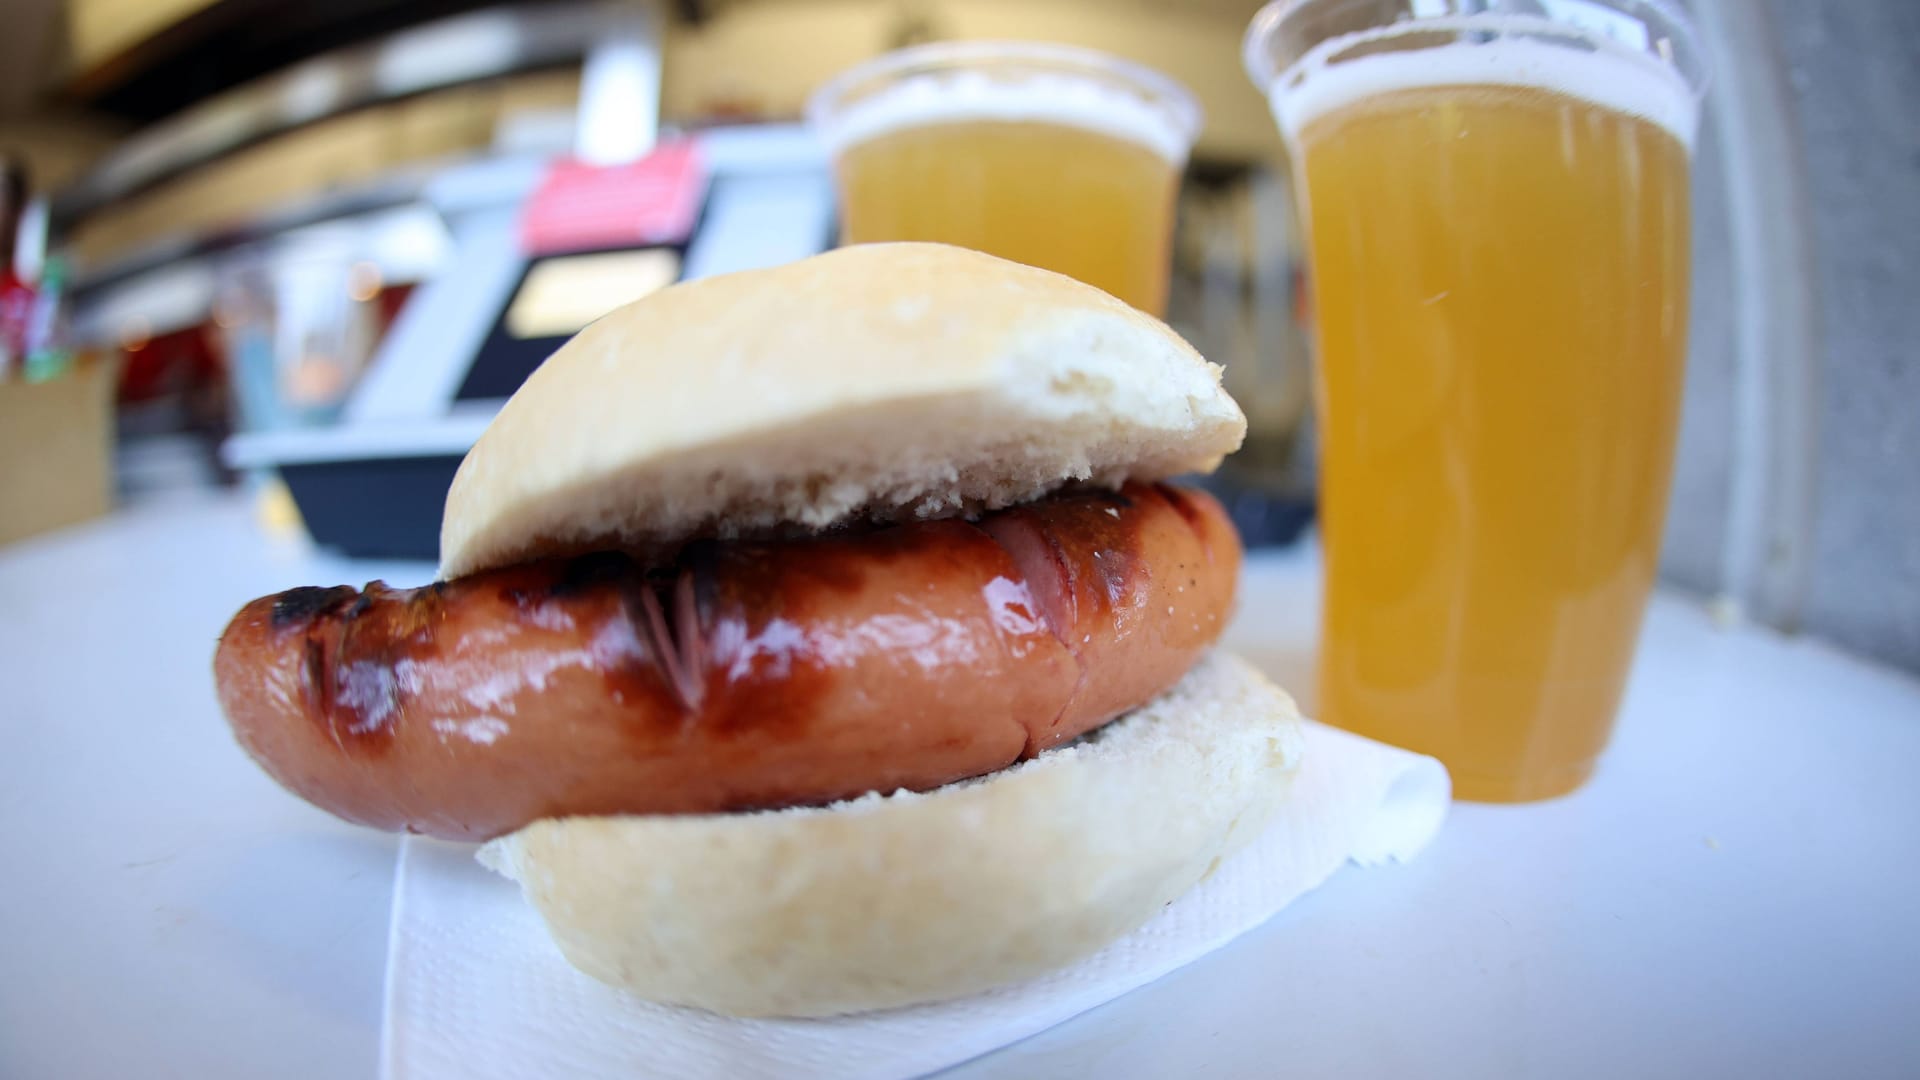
left=1244, top=0, right=1707, bottom=800
left=808, top=42, right=1201, bottom=316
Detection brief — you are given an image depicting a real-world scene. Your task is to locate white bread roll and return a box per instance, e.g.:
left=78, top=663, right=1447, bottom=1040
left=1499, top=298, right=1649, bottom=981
left=478, top=651, right=1302, bottom=1017
left=440, top=243, right=1245, bottom=579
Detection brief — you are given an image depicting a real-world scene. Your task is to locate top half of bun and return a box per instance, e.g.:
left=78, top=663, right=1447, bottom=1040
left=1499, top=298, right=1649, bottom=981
left=439, top=242, right=1245, bottom=580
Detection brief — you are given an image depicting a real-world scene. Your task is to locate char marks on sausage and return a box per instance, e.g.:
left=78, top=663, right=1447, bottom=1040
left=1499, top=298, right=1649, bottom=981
left=213, top=482, right=1241, bottom=840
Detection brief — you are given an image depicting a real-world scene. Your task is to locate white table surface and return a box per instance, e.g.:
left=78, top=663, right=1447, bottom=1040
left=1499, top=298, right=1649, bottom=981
left=3, top=493, right=1918, bottom=1079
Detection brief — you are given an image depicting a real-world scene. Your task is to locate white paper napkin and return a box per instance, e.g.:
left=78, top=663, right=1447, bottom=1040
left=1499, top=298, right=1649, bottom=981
left=381, top=720, right=1449, bottom=1080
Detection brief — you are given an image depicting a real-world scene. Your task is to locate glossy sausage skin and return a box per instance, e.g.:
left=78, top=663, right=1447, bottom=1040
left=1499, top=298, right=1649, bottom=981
left=214, top=482, right=1240, bottom=841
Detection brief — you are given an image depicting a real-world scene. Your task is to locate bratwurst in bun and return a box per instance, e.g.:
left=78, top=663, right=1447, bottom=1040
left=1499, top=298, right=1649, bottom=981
left=214, top=242, right=1303, bottom=1016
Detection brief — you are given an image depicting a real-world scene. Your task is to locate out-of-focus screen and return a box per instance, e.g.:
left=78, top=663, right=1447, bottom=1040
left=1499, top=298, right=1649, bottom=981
left=504, top=248, right=681, bottom=339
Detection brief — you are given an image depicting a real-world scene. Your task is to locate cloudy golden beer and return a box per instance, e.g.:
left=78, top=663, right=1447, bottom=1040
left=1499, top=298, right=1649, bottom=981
left=813, top=45, right=1198, bottom=316
left=1252, top=16, right=1704, bottom=800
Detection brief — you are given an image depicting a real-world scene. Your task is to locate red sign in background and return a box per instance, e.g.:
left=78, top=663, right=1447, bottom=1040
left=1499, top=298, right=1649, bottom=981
left=519, top=139, right=706, bottom=256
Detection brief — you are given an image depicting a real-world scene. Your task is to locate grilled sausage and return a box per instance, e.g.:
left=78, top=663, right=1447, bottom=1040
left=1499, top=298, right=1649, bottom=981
left=213, top=482, right=1240, bottom=841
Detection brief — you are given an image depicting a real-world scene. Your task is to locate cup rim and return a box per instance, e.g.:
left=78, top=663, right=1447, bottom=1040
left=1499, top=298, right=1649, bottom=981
left=806, top=39, right=1204, bottom=150
left=1241, top=0, right=1709, bottom=102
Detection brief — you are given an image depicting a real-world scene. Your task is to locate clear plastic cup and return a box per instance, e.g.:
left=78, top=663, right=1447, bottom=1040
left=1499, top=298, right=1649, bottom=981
left=1245, top=0, right=1707, bottom=800
left=809, top=42, right=1201, bottom=315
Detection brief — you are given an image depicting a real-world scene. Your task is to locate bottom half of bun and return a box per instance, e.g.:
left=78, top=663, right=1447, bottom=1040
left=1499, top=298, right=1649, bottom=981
left=478, top=650, right=1304, bottom=1017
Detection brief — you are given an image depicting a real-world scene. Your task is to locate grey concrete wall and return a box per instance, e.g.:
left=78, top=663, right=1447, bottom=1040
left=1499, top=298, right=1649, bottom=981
left=1767, top=0, right=1920, bottom=672
left=1661, top=103, right=1737, bottom=596
left=1661, top=0, right=1919, bottom=674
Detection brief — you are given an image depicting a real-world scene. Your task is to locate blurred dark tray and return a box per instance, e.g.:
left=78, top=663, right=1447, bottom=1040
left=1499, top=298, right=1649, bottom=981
left=279, top=458, right=1317, bottom=566
left=1189, top=476, right=1317, bottom=550
left=280, top=454, right=460, bottom=562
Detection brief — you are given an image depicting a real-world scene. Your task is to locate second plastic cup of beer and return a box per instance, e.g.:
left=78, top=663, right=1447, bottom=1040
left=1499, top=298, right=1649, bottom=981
left=1245, top=0, right=1708, bottom=800
left=809, top=42, right=1200, bottom=317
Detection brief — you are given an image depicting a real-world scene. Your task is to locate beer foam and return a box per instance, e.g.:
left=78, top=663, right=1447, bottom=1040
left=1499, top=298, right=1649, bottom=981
left=816, top=71, right=1198, bottom=162
left=1264, top=17, right=1699, bottom=148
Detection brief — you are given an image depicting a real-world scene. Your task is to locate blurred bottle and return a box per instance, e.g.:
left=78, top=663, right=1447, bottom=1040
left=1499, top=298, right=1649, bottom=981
left=0, top=155, right=31, bottom=379
left=215, top=260, right=284, bottom=433
left=215, top=234, right=380, bottom=433
left=24, top=255, right=73, bottom=383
